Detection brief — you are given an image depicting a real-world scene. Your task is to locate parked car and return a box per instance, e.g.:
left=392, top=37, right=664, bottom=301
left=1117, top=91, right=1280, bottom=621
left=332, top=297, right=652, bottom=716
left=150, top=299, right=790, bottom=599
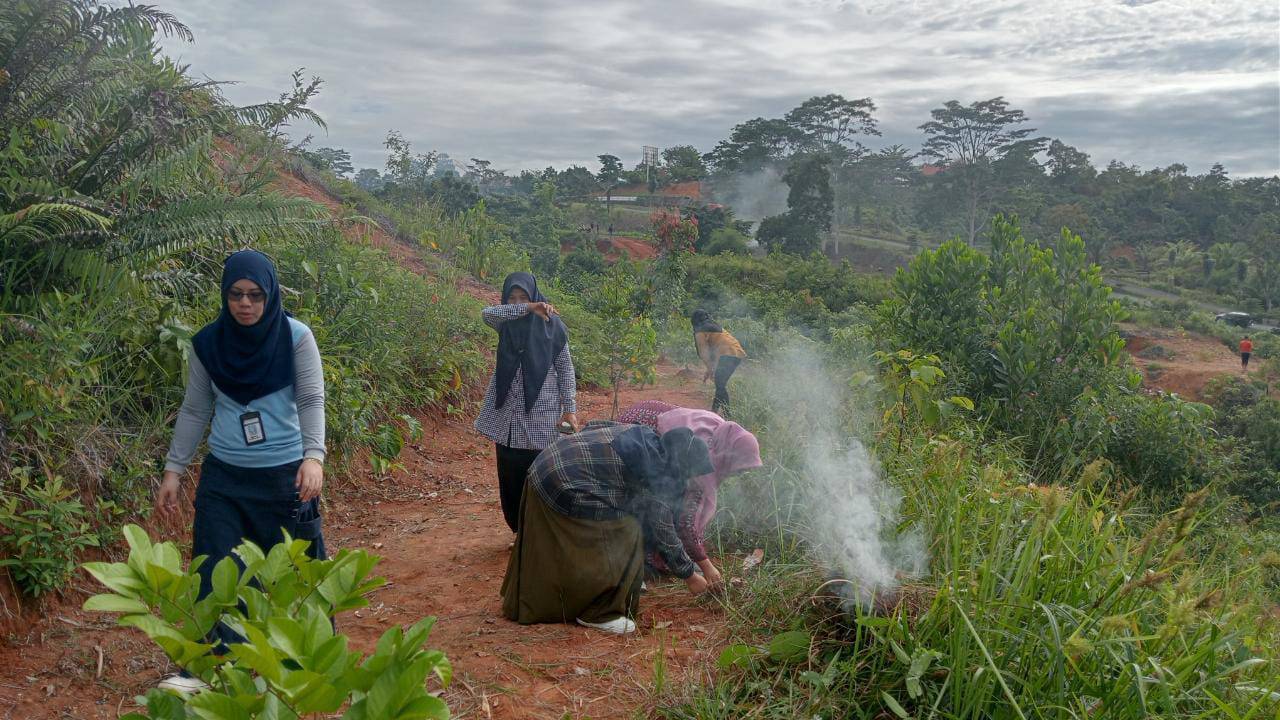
left=1215, top=311, right=1253, bottom=327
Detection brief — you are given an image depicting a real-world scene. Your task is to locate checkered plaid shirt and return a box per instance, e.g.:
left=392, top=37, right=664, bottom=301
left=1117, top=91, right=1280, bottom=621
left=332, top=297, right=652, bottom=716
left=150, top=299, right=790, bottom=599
left=529, top=424, right=696, bottom=578
left=473, top=303, right=577, bottom=450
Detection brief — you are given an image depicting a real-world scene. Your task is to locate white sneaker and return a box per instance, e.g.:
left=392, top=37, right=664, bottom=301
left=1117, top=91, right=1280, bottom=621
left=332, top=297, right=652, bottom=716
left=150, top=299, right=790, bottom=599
left=157, top=674, right=209, bottom=694
left=576, top=616, right=636, bottom=634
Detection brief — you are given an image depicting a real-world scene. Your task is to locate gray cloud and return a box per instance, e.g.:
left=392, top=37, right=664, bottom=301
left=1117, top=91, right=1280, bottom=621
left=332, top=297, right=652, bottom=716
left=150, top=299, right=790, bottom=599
left=157, top=0, right=1278, bottom=177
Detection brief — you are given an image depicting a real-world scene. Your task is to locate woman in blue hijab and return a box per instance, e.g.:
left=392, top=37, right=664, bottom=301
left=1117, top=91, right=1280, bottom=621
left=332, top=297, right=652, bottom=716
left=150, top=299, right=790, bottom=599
left=474, top=272, right=579, bottom=533
left=155, top=249, right=327, bottom=693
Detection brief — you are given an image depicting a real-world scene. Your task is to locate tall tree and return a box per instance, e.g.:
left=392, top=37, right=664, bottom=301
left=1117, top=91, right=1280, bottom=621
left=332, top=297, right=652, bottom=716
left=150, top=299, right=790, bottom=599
left=784, top=154, right=834, bottom=233
left=596, top=154, right=624, bottom=187
left=353, top=168, right=384, bottom=192
left=1045, top=140, right=1097, bottom=193
left=596, top=154, right=624, bottom=218
left=919, top=97, right=1047, bottom=245
left=661, top=145, right=707, bottom=182
left=1247, top=212, right=1280, bottom=311
left=382, top=130, right=436, bottom=191
left=703, top=117, right=801, bottom=173
left=466, top=157, right=505, bottom=192
left=786, top=94, right=881, bottom=252
left=784, top=94, right=880, bottom=153
left=300, top=147, right=353, bottom=176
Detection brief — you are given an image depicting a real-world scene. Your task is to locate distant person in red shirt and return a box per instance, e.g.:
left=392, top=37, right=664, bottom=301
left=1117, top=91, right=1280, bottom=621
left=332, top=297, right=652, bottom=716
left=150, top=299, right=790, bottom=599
left=1240, top=336, right=1253, bottom=372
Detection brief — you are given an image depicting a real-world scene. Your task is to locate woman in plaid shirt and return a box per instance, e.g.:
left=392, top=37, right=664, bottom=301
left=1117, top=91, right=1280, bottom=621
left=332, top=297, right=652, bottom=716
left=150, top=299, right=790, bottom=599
left=617, top=402, right=762, bottom=586
left=501, top=423, right=713, bottom=635
left=474, top=272, right=579, bottom=532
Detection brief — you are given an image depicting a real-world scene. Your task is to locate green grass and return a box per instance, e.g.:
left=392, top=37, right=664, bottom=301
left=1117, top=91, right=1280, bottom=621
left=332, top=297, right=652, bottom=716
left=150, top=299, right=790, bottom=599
left=663, top=358, right=1280, bottom=719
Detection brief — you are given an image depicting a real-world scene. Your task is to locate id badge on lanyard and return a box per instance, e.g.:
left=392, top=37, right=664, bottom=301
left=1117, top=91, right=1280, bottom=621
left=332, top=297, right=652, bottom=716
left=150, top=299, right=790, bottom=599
left=240, top=411, right=267, bottom=446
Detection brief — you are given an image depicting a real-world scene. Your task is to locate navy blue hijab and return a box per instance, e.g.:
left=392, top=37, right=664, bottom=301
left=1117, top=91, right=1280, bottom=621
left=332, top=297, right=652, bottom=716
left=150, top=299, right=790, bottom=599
left=494, top=272, right=569, bottom=412
left=611, top=426, right=713, bottom=501
left=192, top=250, right=294, bottom=406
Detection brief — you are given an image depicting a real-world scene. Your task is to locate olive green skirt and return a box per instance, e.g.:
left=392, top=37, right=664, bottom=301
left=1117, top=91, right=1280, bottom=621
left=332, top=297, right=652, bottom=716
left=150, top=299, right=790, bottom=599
left=501, top=484, right=643, bottom=625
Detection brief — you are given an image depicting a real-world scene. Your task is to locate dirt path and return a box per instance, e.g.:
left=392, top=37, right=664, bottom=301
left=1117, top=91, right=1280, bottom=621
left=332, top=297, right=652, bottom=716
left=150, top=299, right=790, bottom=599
left=0, top=168, right=737, bottom=719
left=1123, top=323, right=1246, bottom=399
left=0, top=365, right=729, bottom=720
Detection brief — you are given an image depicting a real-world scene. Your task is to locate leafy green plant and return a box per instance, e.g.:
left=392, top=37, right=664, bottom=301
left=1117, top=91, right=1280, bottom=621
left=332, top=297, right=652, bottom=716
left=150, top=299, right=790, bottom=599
left=593, top=267, right=658, bottom=417
left=0, top=472, right=98, bottom=596
left=870, top=349, right=973, bottom=450
left=370, top=414, right=425, bottom=478
left=83, top=525, right=451, bottom=719
left=431, top=201, right=527, bottom=282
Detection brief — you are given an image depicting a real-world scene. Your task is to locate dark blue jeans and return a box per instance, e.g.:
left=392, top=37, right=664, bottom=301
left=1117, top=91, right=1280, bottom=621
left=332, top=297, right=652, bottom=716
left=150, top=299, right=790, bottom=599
left=193, top=455, right=326, bottom=649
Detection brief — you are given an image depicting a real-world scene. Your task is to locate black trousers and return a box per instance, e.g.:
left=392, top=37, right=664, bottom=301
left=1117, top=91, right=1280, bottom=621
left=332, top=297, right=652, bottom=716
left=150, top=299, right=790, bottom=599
left=713, top=355, right=742, bottom=413
left=495, top=444, right=542, bottom=533
left=193, top=455, right=326, bottom=649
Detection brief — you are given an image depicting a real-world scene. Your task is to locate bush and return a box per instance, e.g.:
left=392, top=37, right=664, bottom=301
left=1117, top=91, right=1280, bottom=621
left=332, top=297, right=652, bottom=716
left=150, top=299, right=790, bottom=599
left=558, top=242, right=607, bottom=294
left=881, top=217, right=1133, bottom=478
left=1096, top=390, right=1218, bottom=494
left=756, top=213, right=819, bottom=255
left=703, top=227, right=750, bottom=256
left=266, top=232, right=489, bottom=459
left=84, top=525, right=451, bottom=719
left=0, top=473, right=98, bottom=596
left=1204, top=376, right=1280, bottom=513
left=685, top=252, right=884, bottom=340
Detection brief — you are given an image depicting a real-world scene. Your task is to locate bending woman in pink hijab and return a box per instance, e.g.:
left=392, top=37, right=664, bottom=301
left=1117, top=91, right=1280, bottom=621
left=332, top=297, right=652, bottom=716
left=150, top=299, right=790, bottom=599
left=617, top=400, right=763, bottom=586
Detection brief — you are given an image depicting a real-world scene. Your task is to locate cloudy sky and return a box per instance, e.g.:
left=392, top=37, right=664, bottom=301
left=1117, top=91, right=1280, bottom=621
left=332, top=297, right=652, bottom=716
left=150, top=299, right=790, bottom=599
left=157, top=0, right=1279, bottom=177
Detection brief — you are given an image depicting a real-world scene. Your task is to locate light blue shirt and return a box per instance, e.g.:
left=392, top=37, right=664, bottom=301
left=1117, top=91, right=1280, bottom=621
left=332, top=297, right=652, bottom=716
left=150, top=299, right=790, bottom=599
left=165, top=318, right=326, bottom=472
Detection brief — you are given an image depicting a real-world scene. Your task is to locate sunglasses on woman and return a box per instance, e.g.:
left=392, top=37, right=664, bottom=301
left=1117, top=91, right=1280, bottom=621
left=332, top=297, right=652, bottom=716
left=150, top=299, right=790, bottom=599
left=227, top=289, right=267, bottom=303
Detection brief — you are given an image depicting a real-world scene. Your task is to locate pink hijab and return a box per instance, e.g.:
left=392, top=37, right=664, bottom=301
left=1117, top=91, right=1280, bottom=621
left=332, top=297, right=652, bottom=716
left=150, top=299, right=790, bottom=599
left=657, top=408, right=762, bottom=486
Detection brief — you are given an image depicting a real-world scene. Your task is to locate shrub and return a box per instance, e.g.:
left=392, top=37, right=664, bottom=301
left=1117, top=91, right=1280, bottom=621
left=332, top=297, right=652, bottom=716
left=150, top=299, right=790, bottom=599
left=1204, top=376, right=1280, bottom=514
left=594, top=267, right=658, bottom=417
left=703, top=227, right=750, bottom=255
left=266, top=232, right=488, bottom=458
left=756, top=213, right=819, bottom=255
left=0, top=473, right=98, bottom=596
left=684, top=252, right=883, bottom=341
left=1096, top=390, right=1218, bottom=494
left=84, top=525, right=451, bottom=720
left=881, top=216, right=1134, bottom=479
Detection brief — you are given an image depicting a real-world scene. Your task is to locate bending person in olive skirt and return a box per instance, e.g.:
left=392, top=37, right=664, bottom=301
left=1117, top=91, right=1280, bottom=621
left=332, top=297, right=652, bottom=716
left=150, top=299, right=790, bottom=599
left=501, top=424, right=713, bottom=635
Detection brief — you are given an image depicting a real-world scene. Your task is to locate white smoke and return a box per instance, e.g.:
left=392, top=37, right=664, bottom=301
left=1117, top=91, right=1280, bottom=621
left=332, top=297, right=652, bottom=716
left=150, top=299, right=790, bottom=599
left=745, top=340, right=926, bottom=607
left=706, top=167, right=788, bottom=228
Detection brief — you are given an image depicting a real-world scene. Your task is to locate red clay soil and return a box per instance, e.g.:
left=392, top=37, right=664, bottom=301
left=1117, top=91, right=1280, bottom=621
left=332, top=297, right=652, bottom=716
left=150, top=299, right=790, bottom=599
left=1123, top=323, right=1245, bottom=399
left=598, top=236, right=658, bottom=262
left=0, top=367, right=729, bottom=720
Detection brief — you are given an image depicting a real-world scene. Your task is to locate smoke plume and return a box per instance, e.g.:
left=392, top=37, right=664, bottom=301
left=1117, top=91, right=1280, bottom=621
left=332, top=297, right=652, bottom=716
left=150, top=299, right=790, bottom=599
left=706, top=167, right=787, bottom=228
left=735, top=340, right=926, bottom=608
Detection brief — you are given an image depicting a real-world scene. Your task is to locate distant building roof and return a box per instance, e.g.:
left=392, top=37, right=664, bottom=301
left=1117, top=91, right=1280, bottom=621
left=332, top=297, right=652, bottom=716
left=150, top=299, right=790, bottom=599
left=921, top=164, right=946, bottom=177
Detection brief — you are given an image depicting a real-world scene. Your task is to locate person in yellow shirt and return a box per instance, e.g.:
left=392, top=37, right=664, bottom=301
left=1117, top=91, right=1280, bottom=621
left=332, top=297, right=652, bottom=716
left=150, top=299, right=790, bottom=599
left=691, top=309, right=746, bottom=413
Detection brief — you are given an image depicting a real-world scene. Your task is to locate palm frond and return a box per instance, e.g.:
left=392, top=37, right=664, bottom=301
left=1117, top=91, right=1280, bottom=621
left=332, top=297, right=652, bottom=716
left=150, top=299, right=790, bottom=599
left=109, top=132, right=215, bottom=201
left=0, top=1, right=192, bottom=130
left=111, top=193, right=331, bottom=264
left=0, top=202, right=110, bottom=245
